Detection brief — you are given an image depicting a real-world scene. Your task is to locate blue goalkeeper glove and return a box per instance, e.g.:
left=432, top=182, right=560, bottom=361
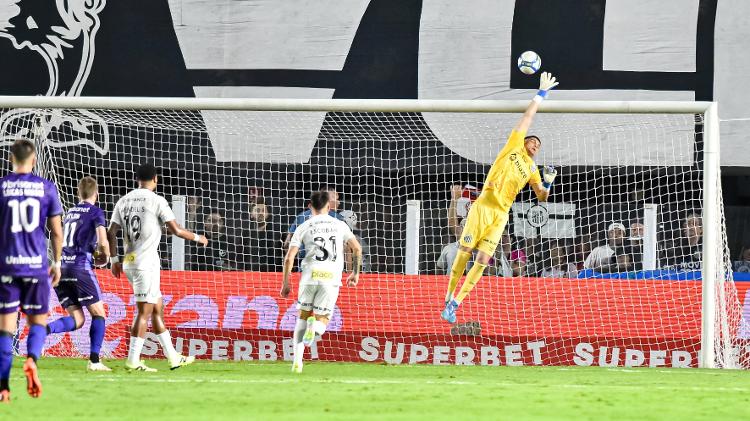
left=542, top=166, right=557, bottom=189
left=534, top=72, right=559, bottom=103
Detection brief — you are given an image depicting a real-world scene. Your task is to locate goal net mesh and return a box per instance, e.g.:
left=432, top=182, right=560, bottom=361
left=0, top=104, right=746, bottom=368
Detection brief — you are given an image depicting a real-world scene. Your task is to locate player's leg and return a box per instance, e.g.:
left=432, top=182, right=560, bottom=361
left=454, top=211, right=508, bottom=306
left=0, top=277, right=20, bottom=402
left=19, top=274, right=51, bottom=398
left=444, top=204, right=483, bottom=305
left=85, top=301, right=110, bottom=371
left=0, top=279, right=20, bottom=403
left=126, top=301, right=156, bottom=371
left=77, top=268, right=109, bottom=370
left=46, top=273, right=83, bottom=335
left=150, top=296, right=193, bottom=370
left=125, top=269, right=158, bottom=371
left=291, top=285, right=316, bottom=373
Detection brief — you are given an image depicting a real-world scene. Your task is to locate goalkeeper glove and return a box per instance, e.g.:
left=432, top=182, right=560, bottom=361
left=542, top=166, right=557, bottom=189
left=534, top=72, right=559, bottom=103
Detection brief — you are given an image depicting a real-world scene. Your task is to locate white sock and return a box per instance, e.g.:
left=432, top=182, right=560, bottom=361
left=156, top=330, right=179, bottom=362
left=127, top=336, right=145, bottom=366
left=294, top=342, right=305, bottom=364
left=312, top=320, right=327, bottom=337
left=293, top=319, right=306, bottom=344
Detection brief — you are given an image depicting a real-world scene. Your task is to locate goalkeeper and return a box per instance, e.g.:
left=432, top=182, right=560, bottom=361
left=441, top=72, right=559, bottom=324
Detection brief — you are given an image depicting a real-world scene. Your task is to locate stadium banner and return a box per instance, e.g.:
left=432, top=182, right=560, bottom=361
left=30, top=271, right=750, bottom=367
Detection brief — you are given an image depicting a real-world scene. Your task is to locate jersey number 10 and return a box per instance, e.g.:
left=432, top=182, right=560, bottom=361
left=7, top=198, right=41, bottom=233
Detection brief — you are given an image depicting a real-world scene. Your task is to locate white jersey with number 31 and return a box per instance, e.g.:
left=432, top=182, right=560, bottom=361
left=110, top=188, right=175, bottom=271
left=290, top=214, right=354, bottom=286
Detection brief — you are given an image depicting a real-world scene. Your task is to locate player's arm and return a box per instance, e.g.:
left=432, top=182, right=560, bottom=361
left=280, top=245, right=300, bottom=298
left=165, top=220, right=208, bottom=246
left=107, top=222, right=122, bottom=278
left=96, top=226, right=110, bottom=258
left=513, top=72, right=558, bottom=134
left=47, top=215, right=63, bottom=286
left=345, top=236, right=363, bottom=286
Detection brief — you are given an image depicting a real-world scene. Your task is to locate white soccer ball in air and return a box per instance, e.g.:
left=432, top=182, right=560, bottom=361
left=517, top=51, right=541, bottom=75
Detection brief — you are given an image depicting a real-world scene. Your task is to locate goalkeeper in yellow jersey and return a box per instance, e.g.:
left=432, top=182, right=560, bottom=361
left=441, top=72, right=559, bottom=324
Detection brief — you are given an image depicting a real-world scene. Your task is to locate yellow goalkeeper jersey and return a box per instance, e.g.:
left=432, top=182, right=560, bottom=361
left=474, top=130, right=542, bottom=213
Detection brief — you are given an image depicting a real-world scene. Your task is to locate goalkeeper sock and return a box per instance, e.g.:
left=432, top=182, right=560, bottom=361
left=446, top=250, right=472, bottom=302
left=127, top=336, right=145, bottom=366
left=455, top=262, right=488, bottom=304
left=156, top=330, right=179, bottom=362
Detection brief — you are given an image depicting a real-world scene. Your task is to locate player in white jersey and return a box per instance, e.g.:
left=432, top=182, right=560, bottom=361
left=281, top=190, right=362, bottom=373
left=107, top=163, right=208, bottom=372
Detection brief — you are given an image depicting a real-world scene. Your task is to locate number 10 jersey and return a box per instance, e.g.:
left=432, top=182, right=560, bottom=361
left=289, top=214, right=355, bottom=286
left=110, top=188, right=175, bottom=271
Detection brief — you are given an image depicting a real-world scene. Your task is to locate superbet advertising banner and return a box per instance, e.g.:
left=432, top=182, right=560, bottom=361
left=25, top=271, right=750, bottom=368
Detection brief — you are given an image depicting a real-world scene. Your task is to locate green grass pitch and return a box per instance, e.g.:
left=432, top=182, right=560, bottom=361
left=2, top=358, right=749, bottom=420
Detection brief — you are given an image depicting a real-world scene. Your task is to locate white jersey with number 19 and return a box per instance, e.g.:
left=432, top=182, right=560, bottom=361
left=290, top=214, right=355, bottom=286
left=110, top=188, right=175, bottom=271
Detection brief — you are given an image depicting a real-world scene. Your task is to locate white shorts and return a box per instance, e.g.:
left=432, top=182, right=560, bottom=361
left=296, top=284, right=340, bottom=316
left=124, top=268, right=161, bottom=304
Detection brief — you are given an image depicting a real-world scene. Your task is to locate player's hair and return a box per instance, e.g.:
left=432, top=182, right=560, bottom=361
left=135, top=162, right=158, bottom=181
left=310, top=190, right=330, bottom=211
left=78, top=176, right=98, bottom=200
left=524, top=135, right=541, bottom=145
left=10, top=138, right=36, bottom=163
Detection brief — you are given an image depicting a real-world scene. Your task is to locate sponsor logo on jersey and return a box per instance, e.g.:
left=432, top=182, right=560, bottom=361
left=509, top=153, right=528, bottom=179
left=5, top=255, right=43, bottom=265
left=312, top=269, right=334, bottom=281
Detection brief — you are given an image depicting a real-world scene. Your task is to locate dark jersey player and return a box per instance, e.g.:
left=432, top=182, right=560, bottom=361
left=46, top=176, right=111, bottom=371
left=0, top=139, right=64, bottom=403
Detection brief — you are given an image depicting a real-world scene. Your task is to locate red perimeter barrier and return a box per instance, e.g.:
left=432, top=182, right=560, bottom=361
left=30, top=271, right=750, bottom=367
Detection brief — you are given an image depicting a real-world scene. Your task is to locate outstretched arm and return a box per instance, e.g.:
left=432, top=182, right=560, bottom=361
left=513, top=72, right=559, bottom=134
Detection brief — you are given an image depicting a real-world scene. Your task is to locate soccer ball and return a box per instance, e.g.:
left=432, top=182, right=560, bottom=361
left=93, top=249, right=108, bottom=267
left=517, top=51, right=541, bottom=75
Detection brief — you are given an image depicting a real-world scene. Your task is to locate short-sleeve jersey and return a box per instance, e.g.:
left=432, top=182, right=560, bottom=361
left=111, top=188, right=175, bottom=271
left=289, top=214, right=355, bottom=286
left=287, top=209, right=343, bottom=233
left=0, top=172, right=63, bottom=276
left=474, top=130, right=542, bottom=213
left=62, top=202, right=106, bottom=269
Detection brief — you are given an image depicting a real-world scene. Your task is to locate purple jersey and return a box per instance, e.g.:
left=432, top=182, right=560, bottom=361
left=62, top=202, right=106, bottom=269
left=0, top=172, right=63, bottom=276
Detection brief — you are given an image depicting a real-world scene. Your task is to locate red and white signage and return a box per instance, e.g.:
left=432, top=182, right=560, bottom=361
left=27, top=271, right=750, bottom=367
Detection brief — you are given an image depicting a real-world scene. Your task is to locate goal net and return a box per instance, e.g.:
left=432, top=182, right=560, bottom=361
left=0, top=98, right=746, bottom=369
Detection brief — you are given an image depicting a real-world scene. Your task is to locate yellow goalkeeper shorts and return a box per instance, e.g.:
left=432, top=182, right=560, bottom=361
left=458, top=202, right=509, bottom=256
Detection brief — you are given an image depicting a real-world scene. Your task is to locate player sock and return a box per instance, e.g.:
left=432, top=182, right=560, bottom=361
left=312, top=320, right=327, bottom=338
left=293, top=319, right=306, bottom=344
left=455, top=262, right=488, bottom=304
left=292, top=319, right=307, bottom=364
left=156, top=330, right=179, bottom=362
left=0, top=331, right=13, bottom=390
left=446, top=250, right=472, bottom=302
left=127, top=336, right=145, bottom=366
left=46, top=316, right=77, bottom=334
left=89, top=316, right=105, bottom=363
left=26, top=324, right=47, bottom=362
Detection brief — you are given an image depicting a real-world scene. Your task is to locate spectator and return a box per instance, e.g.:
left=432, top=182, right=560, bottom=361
left=492, top=229, right=513, bottom=277
left=185, top=195, right=201, bottom=232
left=584, top=222, right=627, bottom=272
left=734, top=245, right=750, bottom=272
left=190, top=211, right=236, bottom=271
left=574, top=233, right=594, bottom=271
left=629, top=219, right=644, bottom=270
left=341, top=209, right=371, bottom=273
left=242, top=197, right=278, bottom=272
left=447, top=184, right=479, bottom=241
left=283, top=185, right=343, bottom=253
left=662, top=212, right=702, bottom=271
left=510, top=249, right=527, bottom=277
left=540, top=242, right=578, bottom=278
left=438, top=219, right=472, bottom=275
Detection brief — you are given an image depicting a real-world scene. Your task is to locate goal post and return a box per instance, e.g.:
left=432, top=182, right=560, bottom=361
left=0, top=96, right=744, bottom=369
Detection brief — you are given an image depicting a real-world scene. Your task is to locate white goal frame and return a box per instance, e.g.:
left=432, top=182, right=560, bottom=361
left=0, top=96, right=724, bottom=368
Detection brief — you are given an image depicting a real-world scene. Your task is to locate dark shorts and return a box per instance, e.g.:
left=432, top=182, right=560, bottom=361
left=0, top=273, right=51, bottom=315
left=55, top=267, right=102, bottom=308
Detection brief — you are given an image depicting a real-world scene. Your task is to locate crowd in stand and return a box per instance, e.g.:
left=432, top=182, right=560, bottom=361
left=174, top=181, right=749, bottom=278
